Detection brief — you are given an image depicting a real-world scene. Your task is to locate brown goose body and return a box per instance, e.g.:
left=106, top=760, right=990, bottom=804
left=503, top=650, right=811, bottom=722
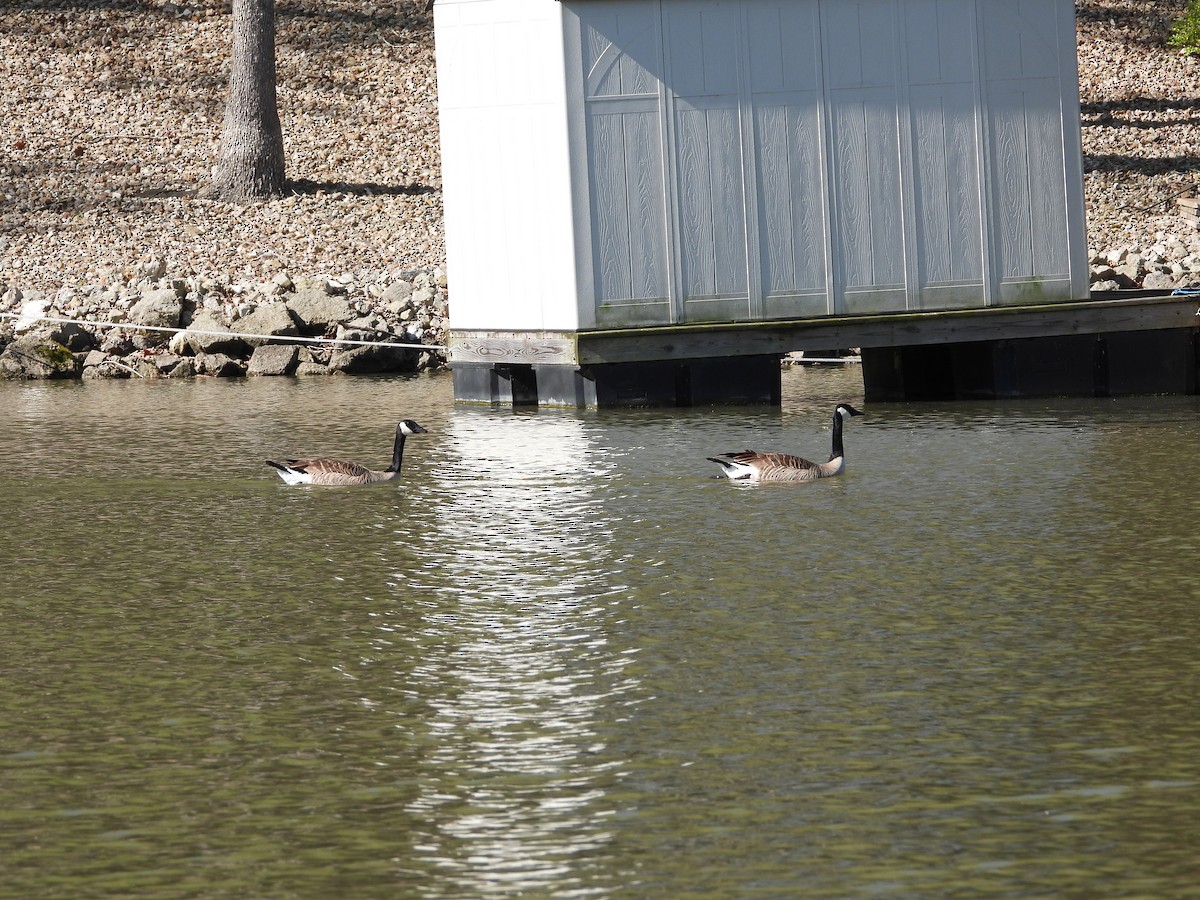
left=267, top=420, right=427, bottom=486
left=708, top=404, right=863, bottom=483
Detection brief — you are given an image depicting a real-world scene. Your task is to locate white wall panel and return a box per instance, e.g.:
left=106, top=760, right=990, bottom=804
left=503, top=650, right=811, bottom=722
left=436, top=0, right=579, bottom=331
left=911, top=85, right=984, bottom=290
left=831, top=93, right=906, bottom=312
left=747, top=0, right=828, bottom=317
left=577, top=4, right=672, bottom=325
left=754, top=99, right=826, bottom=299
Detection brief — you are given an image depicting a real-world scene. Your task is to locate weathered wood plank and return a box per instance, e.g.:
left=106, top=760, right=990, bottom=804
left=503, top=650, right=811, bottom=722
left=449, top=331, right=579, bottom=366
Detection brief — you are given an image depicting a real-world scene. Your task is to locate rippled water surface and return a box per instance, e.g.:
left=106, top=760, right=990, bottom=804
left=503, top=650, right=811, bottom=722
left=2, top=369, right=1199, bottom=897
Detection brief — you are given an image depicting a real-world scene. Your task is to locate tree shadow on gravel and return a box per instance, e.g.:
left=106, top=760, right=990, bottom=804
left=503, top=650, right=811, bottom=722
left=122, top=181, right=439, bottom=202
left=1081, top=97, right=1200, bottom=120
left=1082, top=153, right=1200, bottom=176
left=1081, top=96, right=1200, bottom=177
left=286, top=180, right=438, bottom=197
left=1075, top=2, right=1178, bottom=45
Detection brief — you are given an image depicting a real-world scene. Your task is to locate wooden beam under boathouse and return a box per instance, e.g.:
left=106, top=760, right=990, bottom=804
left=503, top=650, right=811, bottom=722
left=448, top=292, right=1200, bottom=405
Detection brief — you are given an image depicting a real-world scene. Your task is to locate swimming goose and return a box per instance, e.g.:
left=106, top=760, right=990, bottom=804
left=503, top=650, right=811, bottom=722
left=266, top=419, right=428, bottom=485
left=708, top=403, right=863, bottom=483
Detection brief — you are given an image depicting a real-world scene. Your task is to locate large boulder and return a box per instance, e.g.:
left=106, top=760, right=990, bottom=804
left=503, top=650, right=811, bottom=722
left=128, top=287, right=184, bottom=348
left=328, top=329, right=419, bottom=374
left=1142, top=271, right=1180, bottom=290
left=286, top=278, right=353, bottom=332
left=182, top=311, right=248, bottom=356
left=194, top=351, right=247, bottom=377
left=235, top=301, right=299, bottom=346
left=247, top=343, right=299, bottom=376
left=0, top=333, right=82, bottom=379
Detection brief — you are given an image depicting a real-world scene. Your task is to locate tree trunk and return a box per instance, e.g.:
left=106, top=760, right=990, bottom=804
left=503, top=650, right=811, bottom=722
left=203, top=0, right=285, bottom=201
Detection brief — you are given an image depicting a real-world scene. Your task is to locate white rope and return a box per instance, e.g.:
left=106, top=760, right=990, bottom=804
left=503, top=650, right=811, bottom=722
left=0, top=307, right=446, bottom=352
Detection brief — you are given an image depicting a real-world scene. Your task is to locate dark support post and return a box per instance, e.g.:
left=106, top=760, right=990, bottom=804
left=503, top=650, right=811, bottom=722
left=1103, top=330, right=1196, bottom=395
left=534, top=364, right=598, bottom=408
left=452, top=362, right=537, bottom=405
left=452, top=354, right=782, bottom=408
left=862, top=328, right=1199, bottom=401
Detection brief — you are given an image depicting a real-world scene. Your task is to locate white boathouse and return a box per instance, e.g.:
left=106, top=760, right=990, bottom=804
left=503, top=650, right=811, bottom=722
left=435, top=0, right=1096, bottom=406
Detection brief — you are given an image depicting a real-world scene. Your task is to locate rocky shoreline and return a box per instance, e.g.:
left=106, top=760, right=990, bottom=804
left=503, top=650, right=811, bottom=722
left=0, top=266, right=448, bottom=380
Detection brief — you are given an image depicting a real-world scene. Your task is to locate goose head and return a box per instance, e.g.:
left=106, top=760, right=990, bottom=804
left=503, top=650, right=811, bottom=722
left=835, top=403, right=864, bottom=420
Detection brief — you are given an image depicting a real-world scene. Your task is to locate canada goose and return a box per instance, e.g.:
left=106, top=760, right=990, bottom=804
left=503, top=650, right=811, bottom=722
left=708, top=403, right=863, bottom=483
left=266, top=419, right=428, bottom=485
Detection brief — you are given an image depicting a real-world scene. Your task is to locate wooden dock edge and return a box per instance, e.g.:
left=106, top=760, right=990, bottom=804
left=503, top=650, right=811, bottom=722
left=573, top=293, right=1199, bottom=365
left=447, top=293, right=1200, bottom=405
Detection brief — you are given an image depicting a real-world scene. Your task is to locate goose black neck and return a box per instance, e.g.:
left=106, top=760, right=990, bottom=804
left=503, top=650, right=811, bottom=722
left=829, top=410, right=846, bottom=461
left=387, top=431, right=407, bottom=474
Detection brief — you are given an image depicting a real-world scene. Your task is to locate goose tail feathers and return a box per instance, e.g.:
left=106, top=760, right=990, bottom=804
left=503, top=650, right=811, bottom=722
left=706, top=455, right=755, bottom=480
left=265, top=459, right=311, bottom=485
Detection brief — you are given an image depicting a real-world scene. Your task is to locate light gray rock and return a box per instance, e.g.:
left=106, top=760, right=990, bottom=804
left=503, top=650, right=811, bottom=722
left=128, top=287, right=183, bottom=347
left=1141, top=272, right=1179, bottom=290
left=248, top=343, right=299, bottom=376
left=183, top=311, right=247, bottom=355
left=235, top=301, right=299, bottom=346
left=286, top=279, right=353, bottom=330
left=129, top=288, right=183, bottom=329
left=81, top=356, right=132, bottom=379
left=195, top=352, right=246, bottom=377
left=168, top=357, right=196, bottom=378
left=152, top=353, right=185, bottom=375
left=380, top=279, right=414, bottom=307
left=138, top=258, right=167, bottom=279
left=1113, top=263, right=1141, bottom=287
left=411, top=287, right=435, bottom=312
left=128, top=356, right=162, bottom=379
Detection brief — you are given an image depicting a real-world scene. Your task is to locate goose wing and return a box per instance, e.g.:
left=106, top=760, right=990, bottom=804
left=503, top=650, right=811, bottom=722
left=720, top=450, right=821, bottom=471
left=708, top=450, right=824, bottom=483
left=283, top=457, right=372, bottom=479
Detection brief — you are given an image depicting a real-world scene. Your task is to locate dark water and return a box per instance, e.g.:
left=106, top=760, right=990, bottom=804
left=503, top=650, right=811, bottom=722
left=2, top=368, right=1199, bottom=898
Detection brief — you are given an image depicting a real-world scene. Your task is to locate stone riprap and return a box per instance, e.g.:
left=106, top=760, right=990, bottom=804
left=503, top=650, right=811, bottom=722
left=0, top=267, right=448, bottom=380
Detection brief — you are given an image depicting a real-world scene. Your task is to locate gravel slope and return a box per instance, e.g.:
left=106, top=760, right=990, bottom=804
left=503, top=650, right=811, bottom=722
left=2, top=0, right=442, bottom=291
left=2, top=0, right=1198, bottom=293
left=1077, top=0, right=1200, bottom=252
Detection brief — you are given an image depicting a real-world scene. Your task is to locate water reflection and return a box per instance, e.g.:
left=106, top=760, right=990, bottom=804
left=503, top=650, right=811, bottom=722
left=387, top=412, right=636, bottom=894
